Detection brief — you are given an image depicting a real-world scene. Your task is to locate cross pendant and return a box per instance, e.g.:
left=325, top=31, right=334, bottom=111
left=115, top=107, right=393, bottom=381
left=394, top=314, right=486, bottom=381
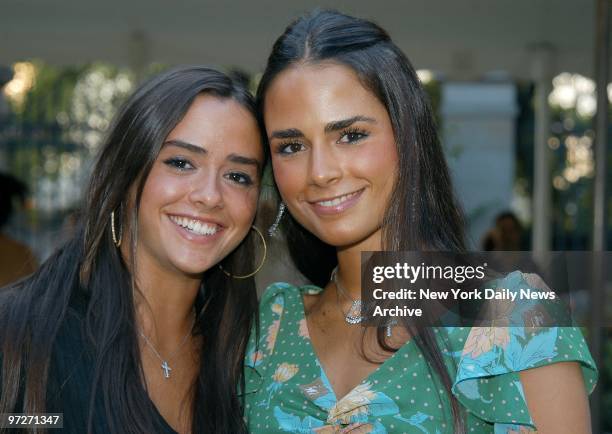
left=161, top=361, right=172, bottom=379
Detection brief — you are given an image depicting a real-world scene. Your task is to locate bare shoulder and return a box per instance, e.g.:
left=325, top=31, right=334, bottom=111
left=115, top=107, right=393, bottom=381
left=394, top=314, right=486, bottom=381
left=519, top=361, right=592, bottom=434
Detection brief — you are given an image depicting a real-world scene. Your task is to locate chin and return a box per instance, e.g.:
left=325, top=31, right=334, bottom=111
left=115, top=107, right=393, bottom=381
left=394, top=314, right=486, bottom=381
left=317, top=227, right=381, bottom=250
left=317, top=232, right=361, bottom=248
left=171, top=256, right=216, bottom=277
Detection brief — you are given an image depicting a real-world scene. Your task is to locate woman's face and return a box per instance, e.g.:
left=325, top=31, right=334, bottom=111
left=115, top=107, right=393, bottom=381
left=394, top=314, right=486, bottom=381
left=136, top=94, right=263, bottom=278
left=264, top=62, right=398, bottom=250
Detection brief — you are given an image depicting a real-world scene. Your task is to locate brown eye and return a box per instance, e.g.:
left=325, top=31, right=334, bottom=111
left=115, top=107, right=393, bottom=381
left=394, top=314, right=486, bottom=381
left=278, top=142, right=306, bottom=155
left=338, top=129, right=368, bottom=144
left=164, top=157, right=195, bottom=170
left=224, top=172, right=254, bottom=186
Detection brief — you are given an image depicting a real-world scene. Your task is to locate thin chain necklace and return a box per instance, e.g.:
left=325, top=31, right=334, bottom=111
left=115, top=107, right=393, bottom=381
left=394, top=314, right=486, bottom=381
left=138, top=314, right=196, bottom=379
left=331, top=266, right=363, bottom=324
left=331, top=266, right=396, bottom=336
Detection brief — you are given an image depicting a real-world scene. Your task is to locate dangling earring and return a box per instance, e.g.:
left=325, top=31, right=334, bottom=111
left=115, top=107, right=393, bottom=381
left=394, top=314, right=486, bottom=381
left=386, top=318, right=398, bottom=337
left=110, top=209, right=122, bottom=247
left=268, top=202, right=286, bottom=236
left=219, top=226, right=267, bottom=279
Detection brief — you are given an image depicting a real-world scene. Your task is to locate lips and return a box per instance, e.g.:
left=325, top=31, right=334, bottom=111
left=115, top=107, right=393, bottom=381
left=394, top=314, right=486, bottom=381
left=308, top=188, right=365, bottom=215
left=168, top=215, right=222, bottom=236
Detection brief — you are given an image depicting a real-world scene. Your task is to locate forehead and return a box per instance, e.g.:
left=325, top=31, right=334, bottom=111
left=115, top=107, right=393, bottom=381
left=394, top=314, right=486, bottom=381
left=263, top=62, right=387, bottom=130
left=167, top=94, right=262, bottom=157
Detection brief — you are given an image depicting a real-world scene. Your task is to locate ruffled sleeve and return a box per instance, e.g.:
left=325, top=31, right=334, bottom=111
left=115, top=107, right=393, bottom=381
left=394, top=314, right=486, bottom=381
left=449, top=272, right=598, bottom=431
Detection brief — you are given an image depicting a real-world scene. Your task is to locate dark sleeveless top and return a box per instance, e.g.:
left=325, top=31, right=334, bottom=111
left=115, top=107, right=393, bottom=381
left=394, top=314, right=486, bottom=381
left=1, top=293, right=178, bottom=434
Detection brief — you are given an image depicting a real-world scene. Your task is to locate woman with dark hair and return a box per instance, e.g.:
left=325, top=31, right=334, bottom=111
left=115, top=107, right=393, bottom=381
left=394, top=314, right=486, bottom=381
left=0, top=66, right=265, bottom=434
left=244, top=10, right=597, bottom=434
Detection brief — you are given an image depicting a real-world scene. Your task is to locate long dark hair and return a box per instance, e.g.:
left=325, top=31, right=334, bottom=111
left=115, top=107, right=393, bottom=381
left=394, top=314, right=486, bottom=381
left=256, top=10, right=466, bottom=433
left=0, top=66, right=263, bottom=434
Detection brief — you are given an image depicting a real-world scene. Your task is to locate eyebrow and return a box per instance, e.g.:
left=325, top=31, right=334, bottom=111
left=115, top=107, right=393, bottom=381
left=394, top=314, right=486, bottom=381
left=269, top=115, right=377, bottom=140
left=227, top=154, right=261, bottom=172
left=324, top=115, right=377, bottom=133
left=269, top=128, right=303, bottom=140
left=164, top=140, right=261, bottom=171
left=163, top=140, right=206, bottom=154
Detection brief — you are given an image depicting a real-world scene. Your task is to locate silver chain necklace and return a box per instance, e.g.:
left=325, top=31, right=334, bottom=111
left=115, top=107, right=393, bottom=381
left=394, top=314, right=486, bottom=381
left=138, top=315, right=196, bottom=379
left=331, top=267, right=363, bottom=324
left=331, top=267, right=396, bottom=336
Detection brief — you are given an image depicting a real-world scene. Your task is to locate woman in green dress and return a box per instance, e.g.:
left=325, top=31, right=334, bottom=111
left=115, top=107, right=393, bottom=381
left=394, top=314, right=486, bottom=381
left=244, top=10, right=597, bottom=434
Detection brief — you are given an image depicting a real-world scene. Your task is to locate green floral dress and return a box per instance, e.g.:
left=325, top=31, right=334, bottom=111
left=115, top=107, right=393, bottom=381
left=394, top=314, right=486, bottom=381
left=243, top=272, right=597, bottom=433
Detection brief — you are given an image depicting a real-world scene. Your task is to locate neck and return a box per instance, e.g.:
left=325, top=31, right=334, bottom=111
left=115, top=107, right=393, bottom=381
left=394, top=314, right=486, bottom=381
left=121, top=243, right=201, bottom=349
left=335, top=229, right=383, bottom=299
left=134, top=272, right=199, bottom=336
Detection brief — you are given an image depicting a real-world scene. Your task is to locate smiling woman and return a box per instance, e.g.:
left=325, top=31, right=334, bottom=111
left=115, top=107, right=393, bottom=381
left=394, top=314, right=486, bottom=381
left=264, top=62, right=398, bottom=251
left=0, top=66, right=265, bottom=434
left=134, top=94, right=262, bottom=280
left=244, top=9, right=598, bottom=434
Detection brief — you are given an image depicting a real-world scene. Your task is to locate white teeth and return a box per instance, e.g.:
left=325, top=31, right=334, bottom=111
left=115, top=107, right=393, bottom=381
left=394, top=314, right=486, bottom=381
left=169, top=216, right=219, bottom=236
left=317, top=191, right=359, bottom=207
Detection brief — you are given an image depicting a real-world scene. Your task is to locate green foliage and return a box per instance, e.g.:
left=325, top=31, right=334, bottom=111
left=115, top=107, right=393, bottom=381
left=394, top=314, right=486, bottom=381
left=2, top=61, right=137, bottom=215
left=14, top=61, right=84, bottom=123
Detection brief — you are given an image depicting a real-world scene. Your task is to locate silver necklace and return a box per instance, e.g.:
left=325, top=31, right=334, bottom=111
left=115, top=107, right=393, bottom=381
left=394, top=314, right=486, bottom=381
left=331, top=267, right=395, bottom=336
left=138, top=315, right=196, bottom=379
left=331, top=267, right=363, bottom=324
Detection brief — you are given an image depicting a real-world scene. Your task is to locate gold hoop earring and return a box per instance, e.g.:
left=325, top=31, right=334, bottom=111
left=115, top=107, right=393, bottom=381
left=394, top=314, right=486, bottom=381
left=111, top=210, right=122, bottom=247
left=219, top=226, right=267, bottom=279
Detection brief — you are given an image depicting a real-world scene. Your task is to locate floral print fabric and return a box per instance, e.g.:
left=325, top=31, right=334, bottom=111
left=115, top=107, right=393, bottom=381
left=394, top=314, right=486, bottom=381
left=244, top=272, right=597, bottom=433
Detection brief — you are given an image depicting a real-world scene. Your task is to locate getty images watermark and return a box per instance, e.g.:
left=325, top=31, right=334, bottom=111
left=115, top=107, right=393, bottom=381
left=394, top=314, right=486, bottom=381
left=359, top=251, right=611, bottom=328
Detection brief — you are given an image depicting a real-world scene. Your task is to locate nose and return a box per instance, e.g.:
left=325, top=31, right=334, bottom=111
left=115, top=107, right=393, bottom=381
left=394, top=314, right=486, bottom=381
left=188, top=170, right=223, bottom=209
left=308, top=143, right=342, bottom=187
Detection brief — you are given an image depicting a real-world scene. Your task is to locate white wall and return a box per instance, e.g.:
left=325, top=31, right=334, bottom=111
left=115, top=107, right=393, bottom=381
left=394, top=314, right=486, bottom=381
left=441, top=82, right=518, bottom=249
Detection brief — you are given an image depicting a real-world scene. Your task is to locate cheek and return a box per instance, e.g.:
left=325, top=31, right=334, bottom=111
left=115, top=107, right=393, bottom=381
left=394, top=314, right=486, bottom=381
left=352, top=138, right=399, bottom=185
left=223, top=186, right=259, bottom=225
left=141, top=168, right=183, bottom=205
left=137, top=169, right=186, bottom=238
left=272, top=157, right=306, bottom=200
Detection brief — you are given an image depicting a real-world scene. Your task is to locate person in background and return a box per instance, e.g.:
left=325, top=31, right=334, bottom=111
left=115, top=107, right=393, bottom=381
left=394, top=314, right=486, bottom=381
left=0, top=173, right=37, bottom=286
left=481, top=211, right=524, bottom=251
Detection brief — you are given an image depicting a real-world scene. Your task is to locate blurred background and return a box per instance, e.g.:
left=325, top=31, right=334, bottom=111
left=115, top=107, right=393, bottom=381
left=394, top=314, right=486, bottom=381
left=1, top=0, right=611, bottom=430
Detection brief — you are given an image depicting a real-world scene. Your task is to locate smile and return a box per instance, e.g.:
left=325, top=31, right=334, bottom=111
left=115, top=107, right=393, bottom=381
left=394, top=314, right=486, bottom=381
left=169, top=215, right=221, bottom=236
left=308, top=188, right=365, bottom=215
left=314, top=190, right=363, bottom=207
